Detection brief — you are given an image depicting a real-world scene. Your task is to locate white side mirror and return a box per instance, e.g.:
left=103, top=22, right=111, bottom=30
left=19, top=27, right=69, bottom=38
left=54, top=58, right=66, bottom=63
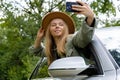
left=48, top=57, right=89, bottom=77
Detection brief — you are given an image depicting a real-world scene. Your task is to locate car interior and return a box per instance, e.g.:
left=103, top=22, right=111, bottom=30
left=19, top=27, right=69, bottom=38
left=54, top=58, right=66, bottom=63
left=77, top=42, right=103, bottom=76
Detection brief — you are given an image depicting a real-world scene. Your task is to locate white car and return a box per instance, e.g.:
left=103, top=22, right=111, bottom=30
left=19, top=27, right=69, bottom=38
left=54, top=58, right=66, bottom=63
left=29, top=26, right=120, bottom=80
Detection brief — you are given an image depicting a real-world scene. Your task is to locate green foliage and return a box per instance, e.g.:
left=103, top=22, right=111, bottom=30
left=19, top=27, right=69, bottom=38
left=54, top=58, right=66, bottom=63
left=104, top=19, right=120, bottom=27
left=0, top=0, right=119, bottom=80
left=37, top=65, right=49, bottom=78
left=91, top=0, right=116, bottom=16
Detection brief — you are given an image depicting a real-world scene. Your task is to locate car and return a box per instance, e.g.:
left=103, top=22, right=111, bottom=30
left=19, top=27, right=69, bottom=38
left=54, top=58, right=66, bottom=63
left=28, top=26, right=120, bottom=80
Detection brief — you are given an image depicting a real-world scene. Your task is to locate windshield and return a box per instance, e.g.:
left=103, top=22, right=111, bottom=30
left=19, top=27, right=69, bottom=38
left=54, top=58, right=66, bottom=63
left=95, top=27, right=120, bottom=66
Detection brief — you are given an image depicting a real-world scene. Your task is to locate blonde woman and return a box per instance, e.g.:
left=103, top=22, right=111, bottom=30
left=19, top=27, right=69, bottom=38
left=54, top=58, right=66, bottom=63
left=30, top=0, right=97, bottom=66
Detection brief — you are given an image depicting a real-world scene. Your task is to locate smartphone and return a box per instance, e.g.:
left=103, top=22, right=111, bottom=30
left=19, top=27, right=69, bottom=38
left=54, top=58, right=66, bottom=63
left=66, top=2, right=81, bottom=12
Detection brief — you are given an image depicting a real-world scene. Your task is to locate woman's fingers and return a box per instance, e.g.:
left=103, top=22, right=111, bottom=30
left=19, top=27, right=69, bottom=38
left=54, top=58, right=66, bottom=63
left=72, top=5, right=85, bottom=12
left=37, top=27, right=45, bottom=38
left=72, top=1, right=94, bottom=18
left=76, top=0, right=85, bottom=6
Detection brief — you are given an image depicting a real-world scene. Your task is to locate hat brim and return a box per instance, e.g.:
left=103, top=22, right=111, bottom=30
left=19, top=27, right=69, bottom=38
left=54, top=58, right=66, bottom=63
left=42, top=12, right=75, bottom=34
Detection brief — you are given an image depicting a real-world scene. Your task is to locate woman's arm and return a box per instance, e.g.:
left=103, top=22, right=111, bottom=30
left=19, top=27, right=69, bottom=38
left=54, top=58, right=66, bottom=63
left=72, top=18, right=97, bottom=48
left=72, top=0, right=97, bottom=48
left=29, top=27, right=45, bottom=56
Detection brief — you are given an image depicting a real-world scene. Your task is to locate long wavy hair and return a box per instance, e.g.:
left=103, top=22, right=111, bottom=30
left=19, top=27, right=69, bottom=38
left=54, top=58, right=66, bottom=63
left=45, top=19, right=69, bottom=65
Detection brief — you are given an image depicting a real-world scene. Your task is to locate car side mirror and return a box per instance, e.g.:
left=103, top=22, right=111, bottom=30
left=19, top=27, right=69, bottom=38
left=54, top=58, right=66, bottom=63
left=48, top=57, right=89, bottom=77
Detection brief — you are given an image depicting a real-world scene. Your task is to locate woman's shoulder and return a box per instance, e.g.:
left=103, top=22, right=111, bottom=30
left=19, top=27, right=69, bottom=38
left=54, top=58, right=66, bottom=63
left=66, top=34, right=75, bottom=43
left=67, top=32, right=78, bottom=40
left=67, top=34, right=73, bottom=39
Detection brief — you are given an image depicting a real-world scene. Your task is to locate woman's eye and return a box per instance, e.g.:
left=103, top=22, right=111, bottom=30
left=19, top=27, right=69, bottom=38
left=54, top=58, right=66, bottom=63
left=59, top=23, right=64, bottom=26
left=51, top=24, right=56, bottom=26
left=50, top=23, right=64, bottom=27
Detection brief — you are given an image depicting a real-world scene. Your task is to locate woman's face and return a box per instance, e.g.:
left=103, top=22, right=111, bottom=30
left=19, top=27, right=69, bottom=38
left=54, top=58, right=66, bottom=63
left=49, top=18, right=68, bottom=38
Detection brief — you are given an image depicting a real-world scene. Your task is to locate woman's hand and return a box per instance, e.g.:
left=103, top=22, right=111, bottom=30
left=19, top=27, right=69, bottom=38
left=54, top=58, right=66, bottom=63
left=34, top=27, right=45, bottom=48
left=36, top=27, right=45, bottom=39
left=72, top=0, right=95, bottom=26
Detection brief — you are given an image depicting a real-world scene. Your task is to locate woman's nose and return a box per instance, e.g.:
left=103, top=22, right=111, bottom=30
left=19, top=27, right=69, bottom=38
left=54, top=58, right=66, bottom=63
left=56, top=24, right=60, bottom=28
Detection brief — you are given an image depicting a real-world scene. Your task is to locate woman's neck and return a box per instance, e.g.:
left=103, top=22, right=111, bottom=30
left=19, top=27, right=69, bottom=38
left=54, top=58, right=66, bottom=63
left=54, top=37, right=61, bottom=46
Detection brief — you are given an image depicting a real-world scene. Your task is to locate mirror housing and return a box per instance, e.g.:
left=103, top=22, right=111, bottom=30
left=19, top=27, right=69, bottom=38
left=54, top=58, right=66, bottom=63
left=48, top=57, right=89, bottom=77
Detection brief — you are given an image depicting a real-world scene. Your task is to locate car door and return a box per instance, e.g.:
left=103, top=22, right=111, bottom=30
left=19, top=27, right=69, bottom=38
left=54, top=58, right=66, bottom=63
left=83, top=35, right=117, bottom=80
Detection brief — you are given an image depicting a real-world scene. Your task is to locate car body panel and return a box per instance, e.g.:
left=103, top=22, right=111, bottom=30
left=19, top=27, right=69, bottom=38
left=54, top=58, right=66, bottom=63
left=91, top=36, right=116, bottom=71
left=117, top=69, right=120, bottom=80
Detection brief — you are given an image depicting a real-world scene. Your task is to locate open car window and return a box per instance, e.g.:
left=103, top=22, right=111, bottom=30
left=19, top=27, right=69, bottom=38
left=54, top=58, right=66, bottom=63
left=77, top=43, right=103, bottom=76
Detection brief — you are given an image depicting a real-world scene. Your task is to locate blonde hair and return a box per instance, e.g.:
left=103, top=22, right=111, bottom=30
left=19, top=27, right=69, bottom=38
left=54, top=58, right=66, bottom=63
left=45, top=20, right=69, bottom=65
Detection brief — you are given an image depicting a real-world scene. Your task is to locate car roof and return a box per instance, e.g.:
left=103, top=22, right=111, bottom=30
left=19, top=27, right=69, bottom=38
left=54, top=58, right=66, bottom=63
left=95, top=26, right=120, bottom=50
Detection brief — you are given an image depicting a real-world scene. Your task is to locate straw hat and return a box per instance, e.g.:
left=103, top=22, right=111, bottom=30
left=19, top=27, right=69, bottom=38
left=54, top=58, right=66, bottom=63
left=42, top=12, right=75, bottom=34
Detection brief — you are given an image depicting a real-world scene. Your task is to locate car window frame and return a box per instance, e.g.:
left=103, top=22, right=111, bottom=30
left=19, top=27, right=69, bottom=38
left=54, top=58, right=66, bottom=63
left=85, top=42, right=104, bottom=75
